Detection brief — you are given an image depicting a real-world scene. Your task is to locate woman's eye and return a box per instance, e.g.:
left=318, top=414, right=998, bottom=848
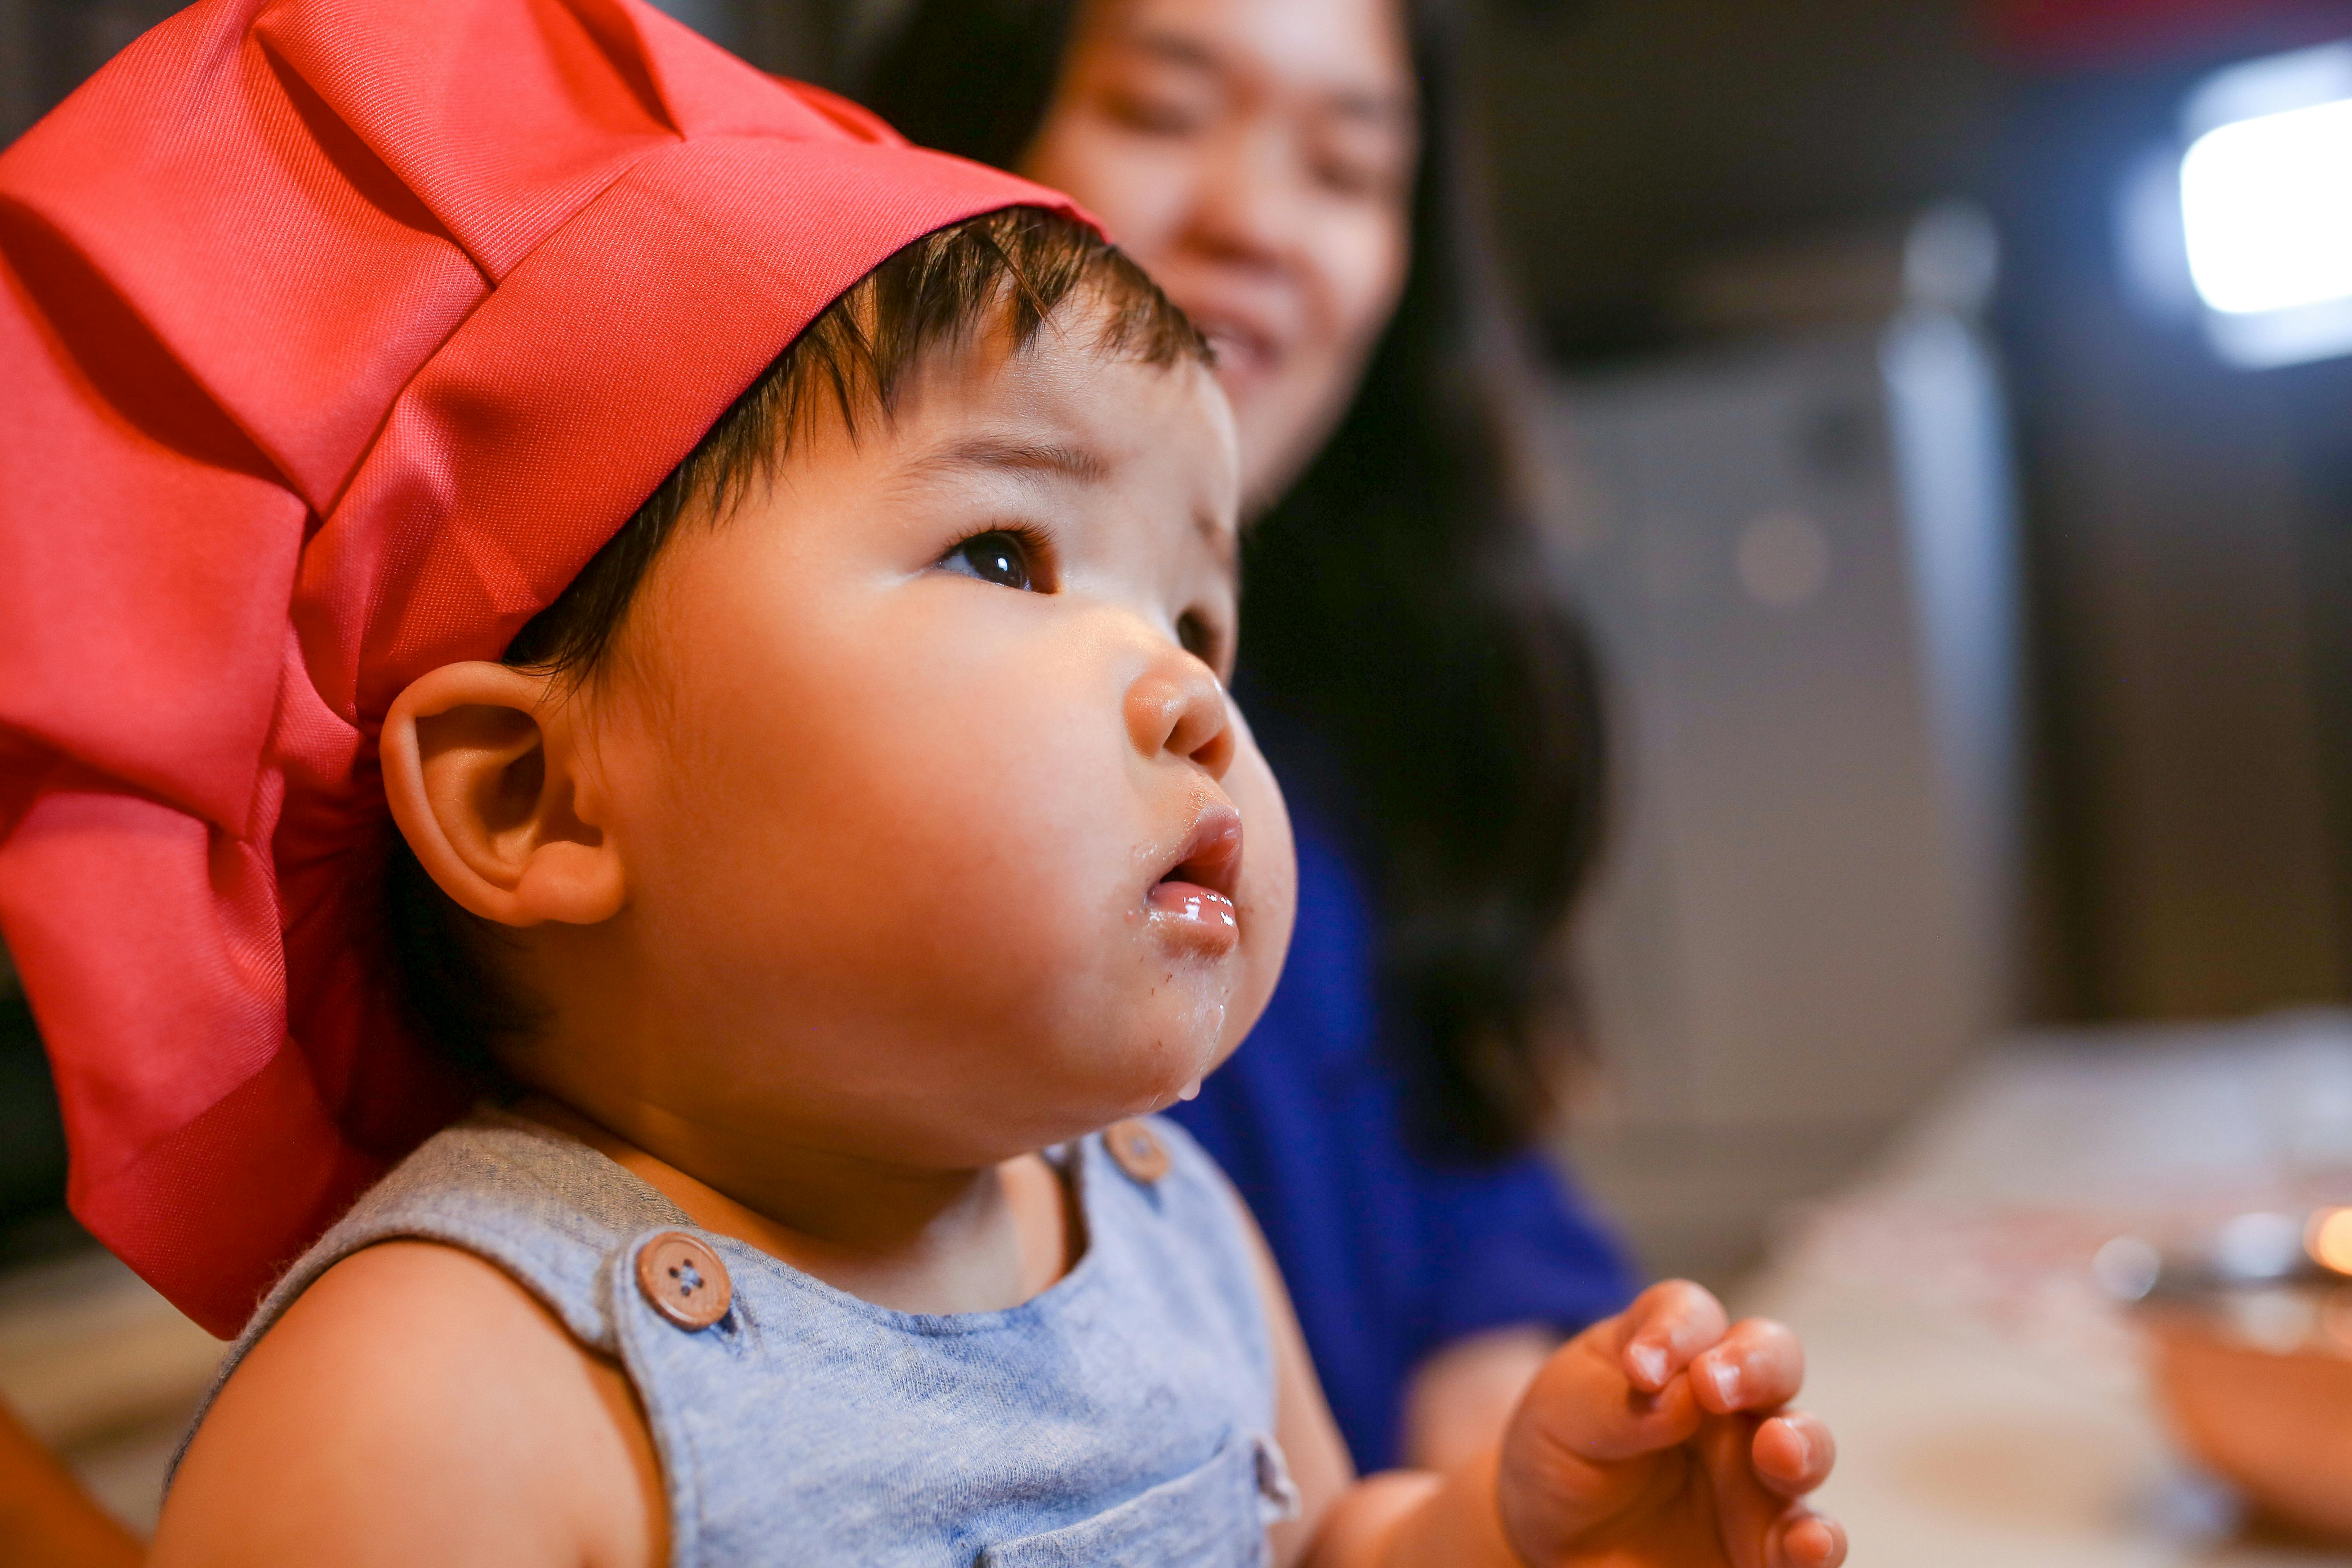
left=1311, top=124, right=1414, bottom=201
left=1102, top=87, right=1206, bottom=137
left=1314, top=155, right=1393, bottom=199
left=942, top=532, right=1036, bottom=591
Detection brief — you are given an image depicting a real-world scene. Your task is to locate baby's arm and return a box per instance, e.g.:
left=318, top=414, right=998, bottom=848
left=1258, top=1228, right=1846, bottom=1568
left=151, top=1241, right=663, bottom=1568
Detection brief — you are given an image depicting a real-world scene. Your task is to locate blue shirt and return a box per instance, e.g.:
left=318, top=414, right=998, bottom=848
left=1168, top=781, right=1639, bottom=1473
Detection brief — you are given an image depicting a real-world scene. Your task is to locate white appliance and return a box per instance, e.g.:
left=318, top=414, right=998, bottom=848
left=1541, top=227, right=2025, bottom=1279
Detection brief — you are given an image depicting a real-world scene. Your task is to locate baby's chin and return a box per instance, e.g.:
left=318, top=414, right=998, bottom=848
left=1032, top=1021, right=1228, bottom=1132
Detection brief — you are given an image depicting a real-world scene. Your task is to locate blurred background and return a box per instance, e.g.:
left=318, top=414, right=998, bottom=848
left=9, top=0, right=2352, bottom=1559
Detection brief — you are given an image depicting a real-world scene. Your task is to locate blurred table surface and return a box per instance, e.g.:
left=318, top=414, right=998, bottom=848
left=7, top=1015, right=2352, bottom=1550
left=0, top=1242, right=219, bottom=1535
left=1737, top=1011, right=2352, bottom=1565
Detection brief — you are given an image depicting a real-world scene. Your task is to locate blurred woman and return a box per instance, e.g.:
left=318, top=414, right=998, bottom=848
left=865, top=0, right=1638, bottom=1474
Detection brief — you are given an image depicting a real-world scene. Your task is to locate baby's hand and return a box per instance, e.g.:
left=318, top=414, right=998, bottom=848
left=1494, top=1281, right=1845, bottom=1568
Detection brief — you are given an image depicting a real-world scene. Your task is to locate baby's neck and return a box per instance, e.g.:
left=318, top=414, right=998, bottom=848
left=513, top=1096, right=1078, bottom=1314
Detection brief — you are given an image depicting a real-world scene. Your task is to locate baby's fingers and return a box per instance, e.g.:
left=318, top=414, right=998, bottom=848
left=1751, top=1411, right=1835, bottom=1497
left=1690, top=1317, right=1805, bottom=1415
left=1773, top=1511, right=1847, bottom=1568
left=1699, top=1414, right=1846, bottom=1568
left=1760, top=1415, right=1845, bottom=1566
left=1615, top=1280, right=1731, bottom=1394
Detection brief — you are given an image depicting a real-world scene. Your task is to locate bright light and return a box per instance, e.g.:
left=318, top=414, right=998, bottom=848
left=2310, top=1207, right=2352, bottom=1277
left=2183, top=97, right=2352, bottom=315
left=2159, top=40, right=2352, bottom=367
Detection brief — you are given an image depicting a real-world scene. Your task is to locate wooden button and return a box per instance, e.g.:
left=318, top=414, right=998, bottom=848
left=636, top=1231, right=732, bottom=1331
left=1105, top=1119, right=1170, bottom=1185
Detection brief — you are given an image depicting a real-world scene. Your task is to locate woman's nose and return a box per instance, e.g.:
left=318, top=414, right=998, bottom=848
left=1183, top=123, right=1306, bottom=271
left=1125, top=654, right=1236, bottom=779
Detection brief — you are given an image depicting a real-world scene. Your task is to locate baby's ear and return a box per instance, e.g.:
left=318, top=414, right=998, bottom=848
left=380, top=663, right=624, bottom=928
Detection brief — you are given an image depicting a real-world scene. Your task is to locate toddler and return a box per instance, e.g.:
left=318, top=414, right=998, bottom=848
left=0, top=0, right=1845, bottom=1563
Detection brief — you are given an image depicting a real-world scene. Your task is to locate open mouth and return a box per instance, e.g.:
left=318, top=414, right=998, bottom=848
left=1148, top=806, right=1243, bottom=937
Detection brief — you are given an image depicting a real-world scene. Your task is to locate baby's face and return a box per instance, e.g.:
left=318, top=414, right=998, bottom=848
left=547, top=327, right=1293, bottom=1169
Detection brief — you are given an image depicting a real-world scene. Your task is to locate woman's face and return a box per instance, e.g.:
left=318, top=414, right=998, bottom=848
left=1020, top=0, right=1417, bottom=513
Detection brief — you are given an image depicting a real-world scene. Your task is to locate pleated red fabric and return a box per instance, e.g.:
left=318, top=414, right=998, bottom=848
left=0, top=0, right=1082, bottom=1335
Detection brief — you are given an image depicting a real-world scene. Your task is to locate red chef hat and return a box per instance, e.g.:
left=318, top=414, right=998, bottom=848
left=0, top=0, right=1083, bottom=1335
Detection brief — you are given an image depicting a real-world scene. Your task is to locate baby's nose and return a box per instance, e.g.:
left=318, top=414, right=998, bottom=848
left=1125, top=656, right=1235, bottom=779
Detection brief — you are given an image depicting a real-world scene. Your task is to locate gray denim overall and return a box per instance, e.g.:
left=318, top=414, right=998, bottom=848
left=185, top=1112, right=1298, bottom=1567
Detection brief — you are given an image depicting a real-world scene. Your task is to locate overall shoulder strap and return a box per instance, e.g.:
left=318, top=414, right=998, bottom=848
left=170, top=1113, right=690, bottom=1481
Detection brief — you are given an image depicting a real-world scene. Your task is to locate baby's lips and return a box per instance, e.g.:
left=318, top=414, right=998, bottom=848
left=1157, top=804, right=1244, bottom=901
left=1147, top=881, right=1240, bottom=930
left=1142, top=804, right=1245, bottom=949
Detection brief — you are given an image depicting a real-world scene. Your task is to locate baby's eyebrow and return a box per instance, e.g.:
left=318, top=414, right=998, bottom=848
left=906, top=437, right=1110, bottom=486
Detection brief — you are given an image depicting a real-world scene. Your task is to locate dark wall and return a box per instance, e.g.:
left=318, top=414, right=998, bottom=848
left=0, top=985, right=70, bottom=1256
left=1998, top=62, right=2352, bottom=1018
left=1471, top=0, right=2001, bottom=353
left=0, top=0, right=182, bottom=143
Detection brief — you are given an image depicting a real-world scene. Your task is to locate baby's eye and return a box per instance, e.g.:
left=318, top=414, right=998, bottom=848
left=941, top=531, right=1036, bottom=591
left=1177, top=608, right=1227, bottom=672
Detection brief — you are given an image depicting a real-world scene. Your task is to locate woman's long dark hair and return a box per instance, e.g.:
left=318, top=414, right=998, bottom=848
left=860, top=0, right=1606, bottom=1160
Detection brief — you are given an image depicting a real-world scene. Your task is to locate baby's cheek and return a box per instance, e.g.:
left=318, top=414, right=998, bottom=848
left=1217, top=735, right=1297, bottom=1064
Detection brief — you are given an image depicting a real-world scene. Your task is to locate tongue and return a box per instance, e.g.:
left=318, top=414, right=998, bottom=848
left=1150, top=880, right=1237, bottom=923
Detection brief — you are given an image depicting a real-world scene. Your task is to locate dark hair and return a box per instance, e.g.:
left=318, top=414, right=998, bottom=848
left=862, top=0, right=1608, bottom=1159
left=383, top=207, right=1207, bottom=1080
